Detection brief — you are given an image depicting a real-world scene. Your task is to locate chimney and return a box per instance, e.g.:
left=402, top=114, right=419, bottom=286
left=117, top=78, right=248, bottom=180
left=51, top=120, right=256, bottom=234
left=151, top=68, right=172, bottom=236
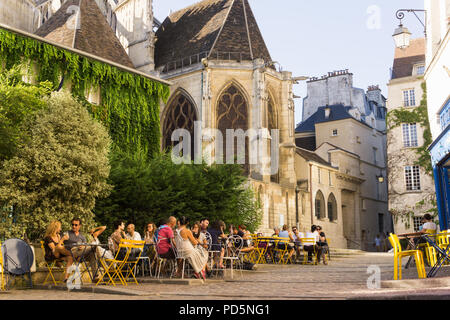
left=324, top=106, right=331, bottom=119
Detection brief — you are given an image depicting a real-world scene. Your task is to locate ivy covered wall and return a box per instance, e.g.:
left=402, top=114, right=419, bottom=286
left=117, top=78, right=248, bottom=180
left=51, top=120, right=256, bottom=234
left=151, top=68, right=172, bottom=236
left=0, top=27, right=170, bottom=158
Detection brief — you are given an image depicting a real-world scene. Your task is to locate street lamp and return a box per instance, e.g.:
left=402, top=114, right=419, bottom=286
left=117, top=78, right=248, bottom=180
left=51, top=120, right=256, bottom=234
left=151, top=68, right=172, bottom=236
left=392, top=9, right=426, bottom=49
left=392, top=24, right=412, bottom=49
left=376, top=174, right=385, bottom=183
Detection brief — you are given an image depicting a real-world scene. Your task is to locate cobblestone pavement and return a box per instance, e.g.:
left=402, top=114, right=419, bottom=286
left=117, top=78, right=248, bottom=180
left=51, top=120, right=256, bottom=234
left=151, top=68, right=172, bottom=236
left=2, top=252, right=450, bottom=300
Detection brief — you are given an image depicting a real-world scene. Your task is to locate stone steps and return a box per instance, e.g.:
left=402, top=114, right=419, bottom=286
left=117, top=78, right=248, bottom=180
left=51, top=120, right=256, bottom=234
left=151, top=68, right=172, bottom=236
left=329, top=248, right=367, bottom=259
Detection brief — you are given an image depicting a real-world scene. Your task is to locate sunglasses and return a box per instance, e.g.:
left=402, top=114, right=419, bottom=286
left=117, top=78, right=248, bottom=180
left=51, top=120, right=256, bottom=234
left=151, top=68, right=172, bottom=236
left=72, top=224, right=79, bottom=226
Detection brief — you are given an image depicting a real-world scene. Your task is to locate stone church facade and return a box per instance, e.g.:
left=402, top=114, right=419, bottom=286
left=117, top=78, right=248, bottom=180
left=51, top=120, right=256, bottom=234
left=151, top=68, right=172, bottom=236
left=153, top=0, right=298, bottom=236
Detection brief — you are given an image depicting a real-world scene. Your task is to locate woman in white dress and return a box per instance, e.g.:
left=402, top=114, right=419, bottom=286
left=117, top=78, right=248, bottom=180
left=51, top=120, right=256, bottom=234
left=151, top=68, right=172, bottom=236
left=175, top=216, right=209, bottom=280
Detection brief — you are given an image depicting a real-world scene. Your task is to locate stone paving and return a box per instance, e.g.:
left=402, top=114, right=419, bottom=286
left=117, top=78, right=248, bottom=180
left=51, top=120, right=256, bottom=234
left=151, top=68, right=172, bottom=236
left=2, top=252, right=450, bottom=300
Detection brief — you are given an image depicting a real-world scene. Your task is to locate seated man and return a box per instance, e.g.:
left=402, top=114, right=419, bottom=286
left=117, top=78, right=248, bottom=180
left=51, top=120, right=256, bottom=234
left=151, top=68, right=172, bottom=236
left=126, top=223, right=143, bottom=257
left=277, top=224, right=295, bottom=262
left=64, top=218, right=97, bottom=271
left=126, top=223, right=142, bottom=241
left=110, top=220, right=126, bottom=259
left=155, top=216, right=177, bottom=260
left=303, top=225, right=322, bottom=263
left=292, top=227, right=304, bottom=262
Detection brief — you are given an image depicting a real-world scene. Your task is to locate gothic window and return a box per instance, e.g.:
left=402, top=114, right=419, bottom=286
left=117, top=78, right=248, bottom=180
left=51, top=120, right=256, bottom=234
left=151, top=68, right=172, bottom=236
left=315, top=190, right=325, bottom=219
left=327, top=193, right=337, bottom=222
left=268, top=95, right=279, bottom=183
left=217, top=84, right=249, bottom=174
left=162, top=92, right=197, bottom=161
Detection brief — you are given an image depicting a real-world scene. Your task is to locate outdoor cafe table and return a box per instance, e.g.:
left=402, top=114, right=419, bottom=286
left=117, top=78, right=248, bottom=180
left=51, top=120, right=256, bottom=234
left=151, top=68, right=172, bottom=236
left=253, top=237, right=296, bottom=264
left=398, top=232, right=450, bottom=278
left=68, top=243, right=108, bottom=283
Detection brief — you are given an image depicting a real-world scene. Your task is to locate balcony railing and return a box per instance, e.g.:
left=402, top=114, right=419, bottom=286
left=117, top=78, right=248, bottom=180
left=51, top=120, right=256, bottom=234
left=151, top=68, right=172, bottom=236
left=161, top=51, right=253, bottom=74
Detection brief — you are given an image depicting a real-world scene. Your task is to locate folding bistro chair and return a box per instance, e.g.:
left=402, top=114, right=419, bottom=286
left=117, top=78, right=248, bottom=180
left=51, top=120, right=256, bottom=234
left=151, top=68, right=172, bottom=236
left=273, top=237, right=290, bottom=264
left=40, top=241, right=65, bottom=285
left=120, top=240, right=145, bottom=285
left=154, top=238, right=176, bottom=279
left=222, top=235, right=244, bottom=279
left=301, top=238, right=318, bottom=265
left=96, top=239, right=132, bottom=286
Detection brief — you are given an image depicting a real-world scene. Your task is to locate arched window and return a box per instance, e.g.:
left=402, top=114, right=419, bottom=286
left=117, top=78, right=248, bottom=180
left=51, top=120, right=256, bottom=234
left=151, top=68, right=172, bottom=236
left=268, top=95, right=279, bottom=183
left=327, top=193, right=338, bottom=222
left=315, top=190, right=325, bottom=219
left=217, top=84, right=249, bottom=175
left=162, top=92, right=197, bottom=161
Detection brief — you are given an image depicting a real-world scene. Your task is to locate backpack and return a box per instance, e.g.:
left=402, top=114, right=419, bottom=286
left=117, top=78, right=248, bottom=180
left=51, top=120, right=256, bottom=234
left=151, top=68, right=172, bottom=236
left=154, top=225, right=168, bottom=243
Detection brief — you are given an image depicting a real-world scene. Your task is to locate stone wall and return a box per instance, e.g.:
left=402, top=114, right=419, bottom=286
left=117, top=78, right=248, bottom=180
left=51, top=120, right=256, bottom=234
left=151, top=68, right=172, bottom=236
left=0, top=0, right=40, bottom=33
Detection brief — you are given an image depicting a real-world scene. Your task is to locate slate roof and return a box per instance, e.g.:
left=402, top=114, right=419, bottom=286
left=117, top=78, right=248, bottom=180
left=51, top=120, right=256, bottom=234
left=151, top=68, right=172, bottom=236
left=391, top=38, right=425, bottom=79
left=295, top=105, right=354, bottom=133
left=295, top=147, right=333, bottom=167
left=35, top=0, right=134, bottom=68
left=154, top=0, right=273, bottom=70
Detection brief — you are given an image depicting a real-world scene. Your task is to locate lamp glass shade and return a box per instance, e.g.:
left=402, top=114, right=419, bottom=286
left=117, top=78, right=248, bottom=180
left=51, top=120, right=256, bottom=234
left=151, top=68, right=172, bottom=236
left=393, top=24, right=412, bottom=49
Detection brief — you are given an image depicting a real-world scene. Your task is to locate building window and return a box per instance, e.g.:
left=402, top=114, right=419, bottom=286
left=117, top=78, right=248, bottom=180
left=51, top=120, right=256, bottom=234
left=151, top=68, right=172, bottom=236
left=315, top=190, right=325, bottom=219
left=416, top=65, right=425, bottom=75
left=403, top=89, right=416, bottom=107
left=327, top=193, right=337, bottom=222
left=329, top=171, right=332, bottom=186
left=332, top=129, right=338, bottom=136
left=405, top=166, right=421, bottom=191
left=317, top=167, right=321, bottom=183
left=439, top=99, right=450, bottom=131
left=413, top=216, right=423, bottom=232
left=402, top=123, right=418, bottom=147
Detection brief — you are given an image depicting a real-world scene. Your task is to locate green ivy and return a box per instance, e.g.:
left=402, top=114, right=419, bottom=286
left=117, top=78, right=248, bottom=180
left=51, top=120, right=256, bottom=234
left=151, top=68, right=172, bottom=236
left=387, top=82, right=433, bottom=175
left=0, top=27, right=170, bottom=158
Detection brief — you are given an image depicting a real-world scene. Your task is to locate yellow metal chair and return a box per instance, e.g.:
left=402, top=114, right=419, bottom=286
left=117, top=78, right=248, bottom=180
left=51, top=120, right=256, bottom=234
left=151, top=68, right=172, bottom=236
left=301, top=238, right=318, bottom=265
left=388, top=233, right=426, bottom=280
left=0, top=242, right=5, bottom=291
left=273, top=237, right=291, bottom=264
left=96, top=239, right=132, bottom=286
left=418, top=230, right=437, bottom=266
left=40, top=241, right=65, bottom=285
left=120, top=240, right=145, bottom=285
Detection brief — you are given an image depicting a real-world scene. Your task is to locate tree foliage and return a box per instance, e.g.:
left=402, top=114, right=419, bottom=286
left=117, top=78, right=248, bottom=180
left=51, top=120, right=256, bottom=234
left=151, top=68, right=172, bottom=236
left=94, top=151, right=263, bottom=237
left=0, top=67, right=51, bottom=162
left=0, top=91, right=112, bottom=241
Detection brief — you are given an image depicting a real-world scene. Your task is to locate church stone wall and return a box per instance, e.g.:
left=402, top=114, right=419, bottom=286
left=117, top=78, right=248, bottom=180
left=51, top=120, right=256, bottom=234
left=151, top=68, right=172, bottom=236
left=0, top=0, right=40, bottom=33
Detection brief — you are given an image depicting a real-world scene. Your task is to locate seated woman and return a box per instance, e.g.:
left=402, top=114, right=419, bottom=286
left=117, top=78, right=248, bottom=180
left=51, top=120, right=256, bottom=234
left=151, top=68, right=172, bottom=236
left=277, top=224, right=295, bottom=262
left=207, top=220, right=227, bottom=269
left=43, top=221, right=74, bottom=282
left=315, top=226, right=328, bottom=265
left=191, top=221, right=208, bottom=249
left=175, top=216, right=209, bottom=280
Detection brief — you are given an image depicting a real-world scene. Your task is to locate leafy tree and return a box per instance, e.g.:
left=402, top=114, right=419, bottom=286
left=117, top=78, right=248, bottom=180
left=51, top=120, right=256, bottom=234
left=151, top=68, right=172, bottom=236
left=0, top=67, right=51, bottom=162
left=94, top=151, right=262, bottom=237
left=0, top=91, right=112, bottom=241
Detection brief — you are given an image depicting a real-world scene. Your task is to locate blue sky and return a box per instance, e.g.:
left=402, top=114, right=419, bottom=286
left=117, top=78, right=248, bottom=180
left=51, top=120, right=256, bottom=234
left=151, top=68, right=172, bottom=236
left=154, top=0, right=425, bottom=126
